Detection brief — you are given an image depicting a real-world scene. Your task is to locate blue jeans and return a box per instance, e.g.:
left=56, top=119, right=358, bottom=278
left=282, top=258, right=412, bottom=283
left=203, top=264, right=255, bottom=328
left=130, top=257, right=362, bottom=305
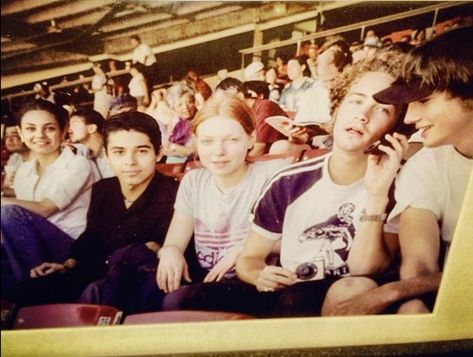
left=1, top=205, right=74, bottom=283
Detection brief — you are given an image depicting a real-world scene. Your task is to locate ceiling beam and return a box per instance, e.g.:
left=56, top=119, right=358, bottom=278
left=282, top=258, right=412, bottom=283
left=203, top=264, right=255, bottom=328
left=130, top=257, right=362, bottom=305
left=1, top=0, right=62, bottom=16
left=55, top=8, right=112, bottom=30
left=99, top=12, right=174, bottom=33
left=24, top=0, right=116, bottom=24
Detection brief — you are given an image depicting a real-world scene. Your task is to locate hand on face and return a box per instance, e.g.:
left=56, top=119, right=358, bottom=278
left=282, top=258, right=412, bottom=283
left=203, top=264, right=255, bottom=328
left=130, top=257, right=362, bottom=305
left=364, top=132, right=409, bottom=197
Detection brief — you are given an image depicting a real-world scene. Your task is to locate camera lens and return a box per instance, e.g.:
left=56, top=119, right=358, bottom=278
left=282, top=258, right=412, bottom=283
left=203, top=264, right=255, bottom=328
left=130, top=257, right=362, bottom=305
left=296, top=262, right=317, bottom=280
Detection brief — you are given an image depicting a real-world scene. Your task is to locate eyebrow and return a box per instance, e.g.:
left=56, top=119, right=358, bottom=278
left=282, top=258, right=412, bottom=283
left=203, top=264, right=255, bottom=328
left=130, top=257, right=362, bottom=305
left=109, top=144, right=153, bottom=150
left=347, top=92, right=367, bottom=98
left=22, top=121, right=58, bottom=126
left=199, top=133, right=242, bottom=139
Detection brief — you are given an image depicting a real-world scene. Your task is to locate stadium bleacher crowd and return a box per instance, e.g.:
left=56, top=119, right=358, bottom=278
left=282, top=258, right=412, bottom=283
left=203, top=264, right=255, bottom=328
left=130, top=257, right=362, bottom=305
left=1, top=20, right=472, bottom=329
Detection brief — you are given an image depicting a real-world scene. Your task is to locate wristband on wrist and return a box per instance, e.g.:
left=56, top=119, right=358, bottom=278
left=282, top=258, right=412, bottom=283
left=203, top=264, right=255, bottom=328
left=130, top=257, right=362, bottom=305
left=359, top=209, right=387, bottom=222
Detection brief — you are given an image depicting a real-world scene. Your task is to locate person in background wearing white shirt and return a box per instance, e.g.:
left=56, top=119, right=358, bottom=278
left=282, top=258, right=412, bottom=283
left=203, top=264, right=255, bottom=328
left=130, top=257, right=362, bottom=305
left=130, top=35, right=158, bottom=92
left=68, top=108, right=115, bottom=179
left=33, top=82, right=55, bottom=104
left=269, top=41, right=352, bottom=155
left=278, top=54, right=313, bottom=115
left=2, top=114, right=33, bottom=196
left=128, top=64, right=150, bottom=111
left=1, top=100, right=97, bottom=286
left=90, top=62, right=112, bottom=119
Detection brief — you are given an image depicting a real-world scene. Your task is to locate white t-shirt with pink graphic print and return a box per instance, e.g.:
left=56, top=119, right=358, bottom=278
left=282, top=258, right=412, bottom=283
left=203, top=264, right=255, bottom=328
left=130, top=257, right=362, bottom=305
left=174, top=160, right=287, bottom=277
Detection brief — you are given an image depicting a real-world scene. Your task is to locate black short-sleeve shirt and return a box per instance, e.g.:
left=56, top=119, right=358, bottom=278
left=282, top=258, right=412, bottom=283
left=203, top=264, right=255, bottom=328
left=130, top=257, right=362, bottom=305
left=70, top=173, right=178, bottom=268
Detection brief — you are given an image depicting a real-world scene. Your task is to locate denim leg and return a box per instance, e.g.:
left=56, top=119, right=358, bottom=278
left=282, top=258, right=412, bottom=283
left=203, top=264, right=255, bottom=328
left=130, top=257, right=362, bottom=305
left=1, top=205, right=74, bottom=282
left=161, top=285, right=196, bottom=311
left=1, top=244, right=17, bottom=300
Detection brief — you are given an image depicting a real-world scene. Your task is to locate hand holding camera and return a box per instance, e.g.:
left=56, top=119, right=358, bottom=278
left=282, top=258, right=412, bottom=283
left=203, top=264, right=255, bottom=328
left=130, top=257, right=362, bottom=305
left=256, top=265, right=297, bottom=292
left=294, top=258, right=325, bottom=282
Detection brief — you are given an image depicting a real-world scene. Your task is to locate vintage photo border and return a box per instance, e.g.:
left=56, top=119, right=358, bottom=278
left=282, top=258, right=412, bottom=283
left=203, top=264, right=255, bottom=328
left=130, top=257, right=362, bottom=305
left=2, top=0, right=473, bottom=354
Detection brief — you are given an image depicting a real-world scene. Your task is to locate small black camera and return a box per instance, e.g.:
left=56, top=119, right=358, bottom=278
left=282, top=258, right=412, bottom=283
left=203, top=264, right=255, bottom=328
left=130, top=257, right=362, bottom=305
left=296, top=262, right=318, bottom=280
left=294, top=259, right=325, bottom=281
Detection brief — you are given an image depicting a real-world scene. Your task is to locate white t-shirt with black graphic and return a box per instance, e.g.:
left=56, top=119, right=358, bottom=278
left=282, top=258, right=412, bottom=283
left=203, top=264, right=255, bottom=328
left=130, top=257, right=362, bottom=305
left=251, top=153, right=378, bottom=277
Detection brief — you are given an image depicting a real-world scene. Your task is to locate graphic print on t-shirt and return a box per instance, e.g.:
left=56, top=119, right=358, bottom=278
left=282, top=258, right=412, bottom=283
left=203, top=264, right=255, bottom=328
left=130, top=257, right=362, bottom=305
left=299, top=202, right=356, bottom=276
left=194, top=213, right=248, bottom=276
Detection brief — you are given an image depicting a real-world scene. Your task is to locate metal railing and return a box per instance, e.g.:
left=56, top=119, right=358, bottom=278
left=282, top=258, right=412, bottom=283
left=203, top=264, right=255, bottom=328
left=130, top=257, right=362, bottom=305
left=239, top=1, right=465, bottom=66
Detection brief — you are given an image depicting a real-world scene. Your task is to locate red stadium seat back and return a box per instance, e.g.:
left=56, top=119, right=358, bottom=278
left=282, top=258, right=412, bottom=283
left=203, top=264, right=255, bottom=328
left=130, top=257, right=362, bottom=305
left=12, top=304, right=123, bottom=329
left=1, top=299, right=17, bottom=330
left=155, top=163, right=186, bottom=180
left=248, top=151, right=303, bottom=164
left=300, top=148, right=330, bottom=161
left=123, top=310, right=254, bottom=325
left=184, top=159, right=204, bottom=172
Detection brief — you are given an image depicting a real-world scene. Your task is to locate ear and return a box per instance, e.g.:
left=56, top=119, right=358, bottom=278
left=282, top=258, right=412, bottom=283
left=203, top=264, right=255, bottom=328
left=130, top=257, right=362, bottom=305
left=248, top=130, right=257, bottom=149
left=16, top=125, right=25, bottom=143
left=156, top=147, right=164, bottom=163
left=61, top=124, right=69, bottom=141
left=191, top=133, right=198, bottom=147
left=87, top=124, right=98, bottom=134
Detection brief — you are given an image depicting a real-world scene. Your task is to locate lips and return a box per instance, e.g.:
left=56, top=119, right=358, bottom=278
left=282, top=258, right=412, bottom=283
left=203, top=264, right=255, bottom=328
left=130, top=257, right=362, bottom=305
left=33, top=141, right=50, bottom=146
left=418, top=125, right=433, bottom=138
left=211, top=161, right=230, bottom=168
left=345, top=126, right=364, bottom=136
left=122, top=170, right=141, bottom=176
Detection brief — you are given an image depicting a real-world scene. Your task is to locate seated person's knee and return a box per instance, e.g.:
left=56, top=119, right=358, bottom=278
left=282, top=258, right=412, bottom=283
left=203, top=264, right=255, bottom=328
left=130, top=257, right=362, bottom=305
left=322, top=277, right=378, bottom=314
left=397, top=299, right=430, bottom=314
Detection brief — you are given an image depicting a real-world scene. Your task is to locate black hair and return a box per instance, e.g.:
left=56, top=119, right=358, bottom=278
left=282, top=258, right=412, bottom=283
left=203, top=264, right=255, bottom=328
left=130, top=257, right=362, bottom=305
left=320, top=39, right=353, bottom=72
left=3, top=112, right=18, bottom=128
left=71, top=108, right=105, bottom=134
left=243, top=81, right=270, bottom=99
left=216, top=77, right=244, bottom=93
left=54, top=91, right=72, bottom=107
left=110, top=93, right=138, bottom=112
left=130, top=35, right=141, bottom=43
left=103, top=111, right=162, bottom=154
left=290, top=54, right=311, bottom=78
left=17, top=99, right=69, bottom=131
left=401, top=25, right=473, bottom=101
left=275, top=52, right=288, bottom=64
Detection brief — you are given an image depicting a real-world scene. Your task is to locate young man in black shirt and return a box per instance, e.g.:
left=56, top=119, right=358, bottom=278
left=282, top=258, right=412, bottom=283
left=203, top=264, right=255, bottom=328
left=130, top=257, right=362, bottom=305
left=18, top=112, right=179, bottom=309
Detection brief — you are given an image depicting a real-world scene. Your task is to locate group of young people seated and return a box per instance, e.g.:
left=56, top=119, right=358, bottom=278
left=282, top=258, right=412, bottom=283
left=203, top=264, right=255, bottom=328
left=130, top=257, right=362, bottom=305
left=1, top=25, right=472, bottom=322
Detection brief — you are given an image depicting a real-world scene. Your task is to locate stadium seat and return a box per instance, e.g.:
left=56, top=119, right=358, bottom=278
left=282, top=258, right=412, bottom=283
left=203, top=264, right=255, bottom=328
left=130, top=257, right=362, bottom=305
left=12, top=304, right=123, bottom=329
left=155, top=162, right=186, bottom=180
left=184, top=159, right=204, bottom=172
left=123, top=310, right=255, bottom=325
left=249, top=150, right=304, bottom=164
left=1, top=299, right=16, bottom=330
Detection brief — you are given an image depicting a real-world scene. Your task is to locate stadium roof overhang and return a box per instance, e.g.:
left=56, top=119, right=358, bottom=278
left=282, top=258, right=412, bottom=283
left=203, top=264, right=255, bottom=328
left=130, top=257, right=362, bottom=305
left=1, top=1, right=336, bottom=88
